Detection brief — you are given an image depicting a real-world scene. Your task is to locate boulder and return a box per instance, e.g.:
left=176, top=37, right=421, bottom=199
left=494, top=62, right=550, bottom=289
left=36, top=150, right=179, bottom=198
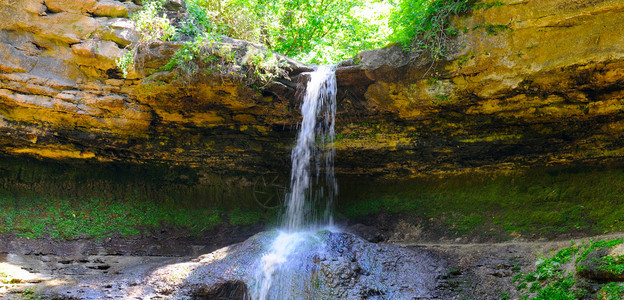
left=163, top=0, right=186, bottom=12
left=37, top=230, right=446, bottom=299
left=93, top=0, right=129, bottom=18
left=101, top=19, right=139, bottom=47
left=578, top=243, right=624, bottom=281
left=43, top=0, right=98, bottom=14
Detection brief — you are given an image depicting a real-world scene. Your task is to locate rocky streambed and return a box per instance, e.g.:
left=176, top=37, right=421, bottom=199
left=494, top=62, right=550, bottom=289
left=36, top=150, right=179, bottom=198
left=2, top=229, right=624, bottom=299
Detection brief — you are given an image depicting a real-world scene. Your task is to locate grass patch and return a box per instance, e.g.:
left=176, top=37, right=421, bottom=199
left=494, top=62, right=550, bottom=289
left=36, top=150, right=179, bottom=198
left=0, top=195, right=275, bottom=239
left=1, top=196, right=211, bottom=239
left=0, top=158, right=279, bottom=240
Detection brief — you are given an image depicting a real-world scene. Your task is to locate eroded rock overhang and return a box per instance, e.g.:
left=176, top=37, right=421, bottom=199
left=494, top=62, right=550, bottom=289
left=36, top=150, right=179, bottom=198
left=0, top=0, right=623, bottom=177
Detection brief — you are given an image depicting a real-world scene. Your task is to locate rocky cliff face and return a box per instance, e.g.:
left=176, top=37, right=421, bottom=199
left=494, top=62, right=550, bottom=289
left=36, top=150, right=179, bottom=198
left=337, top=0, right=624, bottom=176
left=0, top=0, right=623, bottom=177
left=0, top=0, right=308, bottom=174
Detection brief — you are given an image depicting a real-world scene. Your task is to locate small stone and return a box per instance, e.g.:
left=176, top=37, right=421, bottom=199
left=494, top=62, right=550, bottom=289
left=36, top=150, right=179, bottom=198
left=93, top=1, right=129, bottom=18
left=105, top=79, right=125, bottom=87
left=162, top=0, right=186, bottom=11
left=101, top=28, right=139, bottom=47
left=95, top=41, right=122, bottom=62
left=24, top=1, right=47, bottom=15
left=72, top=42, right=96, bottom=57
left=44, top=0, right=98, bottom=13
left=102, top=18, right=139, bottom=47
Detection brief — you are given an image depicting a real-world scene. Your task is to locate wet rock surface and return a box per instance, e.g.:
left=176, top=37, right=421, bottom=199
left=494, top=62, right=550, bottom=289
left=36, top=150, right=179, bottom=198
left=1, top=231, right=447, bottom=299
left=147, top=231, right=446, bottom=299
left=430, top=243, right=536, bottom=300
left=4, top=232, right=624, bottom=299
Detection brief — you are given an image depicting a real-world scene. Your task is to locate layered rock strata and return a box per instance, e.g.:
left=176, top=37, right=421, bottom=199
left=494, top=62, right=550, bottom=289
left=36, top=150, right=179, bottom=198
left=0, top=0, right=623, bottom=176
left=337, top=0, right=624, bottom=176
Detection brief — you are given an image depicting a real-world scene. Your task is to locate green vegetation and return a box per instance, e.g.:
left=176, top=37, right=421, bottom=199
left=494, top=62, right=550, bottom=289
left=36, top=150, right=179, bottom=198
left=600, top=282, right=624, bottom=300
left=116, top=0, right=178, bottom=77
left=0, top=157, right=279, bottom=240
left=389, top=0, right=475, bottom=59
left=512, top=239, right=624, bottom=299
left=117, top=0, right=292, bottom=84
left=6, top=159, right=624, bottom=241
left=0, top=271, right=20, bottom=285
left=118, top=0, right=504, bottom=78
left=20, top=288, right=41, bottom=300
left=0, top=195, right=274, bottom=239
left=596, top=255, right=624, bottom=276
left=338, top=167, right=624, bottom=239
left=134, top=0, right=177, bottom=42
left=576, top=239, right=624, bottom=277
left=182, top=0, right=393, bottom=64
left=228, top=0, right=391, bottom=64
left=521, top=247, right=582, bottom=299
left=117, top=0, right=393, bottom=77
left=456, top=51, right=476, bottom=66
left=116, top=51, right=134, bottom=78
left=577, top=239, right=624, bottom=267
left=0, top=196, right=215, bottom=239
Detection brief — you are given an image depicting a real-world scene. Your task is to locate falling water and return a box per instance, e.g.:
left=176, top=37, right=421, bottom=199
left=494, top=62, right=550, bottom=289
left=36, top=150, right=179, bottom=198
left=252, top=65, right=338, bottom=299
left=285, top=65, right=338, bottom=230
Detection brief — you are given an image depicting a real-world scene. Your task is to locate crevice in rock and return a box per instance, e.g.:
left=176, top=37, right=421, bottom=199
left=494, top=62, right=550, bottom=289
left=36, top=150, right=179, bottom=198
left=106, top=68, right=124, bottom=80
left=30, top=41, right=46, bottom=52
left=41, top=2, right=53, bottom=16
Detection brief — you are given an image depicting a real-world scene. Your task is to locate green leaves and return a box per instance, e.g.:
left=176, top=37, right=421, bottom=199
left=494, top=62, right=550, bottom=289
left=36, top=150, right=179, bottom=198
left=388, top=0, right=475, bottom=58
left=182, top=0, right=391, bottom=64
left=133, top=0, right=177, bottom=42
left=121, top=0, right=479, bottom=77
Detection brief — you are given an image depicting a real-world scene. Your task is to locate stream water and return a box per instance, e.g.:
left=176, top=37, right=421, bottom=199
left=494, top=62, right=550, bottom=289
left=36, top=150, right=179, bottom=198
left=252, top=66, right=338, bottom=299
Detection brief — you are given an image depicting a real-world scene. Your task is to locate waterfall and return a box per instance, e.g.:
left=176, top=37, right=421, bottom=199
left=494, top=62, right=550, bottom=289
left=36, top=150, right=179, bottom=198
left=252, top=66, right=338, bottom=299
left=285, top=65, right=338, bottom=230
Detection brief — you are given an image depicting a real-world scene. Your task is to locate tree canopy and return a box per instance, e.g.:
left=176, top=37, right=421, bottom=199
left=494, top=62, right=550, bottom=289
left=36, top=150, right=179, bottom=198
left=120, top=0, right=478, bottom=78
left=186, top=0, right=394, bottom=64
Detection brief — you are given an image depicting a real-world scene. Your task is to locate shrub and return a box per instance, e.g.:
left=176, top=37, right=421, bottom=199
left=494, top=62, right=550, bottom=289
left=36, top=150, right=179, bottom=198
left=389, top=0, right=475, bottom=59
left=133, top=0, right=177, bottom=42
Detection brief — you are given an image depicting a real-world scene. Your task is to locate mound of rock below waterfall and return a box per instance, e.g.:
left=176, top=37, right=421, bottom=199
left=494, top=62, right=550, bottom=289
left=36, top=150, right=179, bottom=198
left=37, top=230, right=445, bottom=299
left=143, top=230, right=445, bottom=299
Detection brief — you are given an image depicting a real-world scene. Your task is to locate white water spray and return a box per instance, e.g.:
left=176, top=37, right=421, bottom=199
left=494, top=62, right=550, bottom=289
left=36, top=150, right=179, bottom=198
left=255, top=231, right=306, bottom=300
left=252, top=66, right=338, bottom=300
